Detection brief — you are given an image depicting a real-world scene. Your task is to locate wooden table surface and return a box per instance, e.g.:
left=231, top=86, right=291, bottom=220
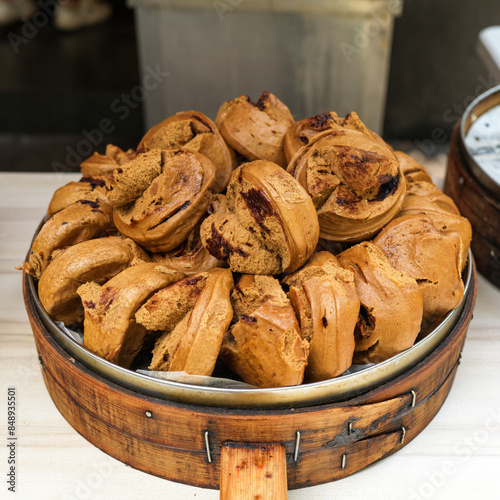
left=1, top=169, right=500, bottom=500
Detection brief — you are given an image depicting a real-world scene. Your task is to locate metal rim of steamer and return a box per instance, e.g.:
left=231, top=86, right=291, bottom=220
left=460, top=84, right=500, bottom=199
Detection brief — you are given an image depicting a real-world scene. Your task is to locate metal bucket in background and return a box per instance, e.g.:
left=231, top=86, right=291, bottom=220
left=128, top=0, right=403, bottom=134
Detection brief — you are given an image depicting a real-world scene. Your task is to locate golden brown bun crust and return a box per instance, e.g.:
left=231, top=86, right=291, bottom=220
left=38, top=236, right=149, bottom=324
left=220, top=275, right=309, bottom=388
left=395, top=151, right=433, bottom=184
left=215, top=91, right=294, bottom=168
left=200, top=160, right=319, bottom=275
left=25, top=198, right=114, bottom=279
left=284, top=111, right=342, bottom=164
left=373, top=215, right=464, bottom=323
left=283, top=251, right=359, bottom=382
left=404, top=180, right=460, bottom=214
left=47, top=177, right=109, bottom=217
left=78, top=263, right=184, bottom=368
left=284, top=111, right=387, bottom=165
left=397, top=183, right=471, bottom=270
left=337, top=242, right=423, bottom=363
left=137, top=110, right=236, bottom=193
left=109, top=149, right=216, bottom=252
left=288, top=128, right=406, bottom=242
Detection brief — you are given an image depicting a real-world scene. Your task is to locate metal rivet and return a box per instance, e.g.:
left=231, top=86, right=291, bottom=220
left=491, top=249, right=496, bottom=258
left=204, top=431, right=212, bottom=463
left=410, top=390, right=417, bottom=408
left=341, top=453, right=346, bottom=470
left=347, top=421, right=353, bottom=435
left=38, top=353, right=44, bottom=368
left=145, top=410, right=153, bottom=418
left=294, top=431, right=301, bottom=462
left=458, top=176, right=464, bottom=186
left=400, top=426, right=407, bottom=444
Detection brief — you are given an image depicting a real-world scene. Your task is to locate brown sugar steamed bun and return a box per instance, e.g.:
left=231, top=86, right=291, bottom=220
left=287, top=128, right=406, bottom=243
left=200, top=160, right=319, bottom=275
left=135, top=272, right=210, bottom=333
left=137, top=268, right=234, bottom=376
left=151, top=194, right=228, bottom=275
left=283, top=252, right=360, bottom=382
left=397, top=157, right=471, bottom=268
left=220, top=274, right=309, bottom=388
left=80, top=144, right=136, bottom=178
left=38, top=236, right=149, bottom=324
left=107, top=148, right=216, bottom=252
left=337, top=242, right=423, bottom=364
left=78, top=263, right=184, bottom=368
left=137, top=111, right=236, bottom=193
left=284, top=111, right=342, bottom=165
left=215, top=91, right=294, bottom=168
left=150, top=224, right=225, bottom=276
left=398, top=182, right=472, bottom=271
left=395, top=151, right=433, bottom=184
left=403, top=180, right=460, bottom=215
left=47, top=176, right=109, bottom=217
left=373, top=215, right=465, bottom=323
left=22, top=197, right=114, bottom=279
left=284, top=110, right=387, bottom=164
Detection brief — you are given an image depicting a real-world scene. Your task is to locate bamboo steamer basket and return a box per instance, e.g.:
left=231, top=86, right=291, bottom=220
left=23, top=243, right=476, bottom=497
left=445, top=85, right=500, bottom=289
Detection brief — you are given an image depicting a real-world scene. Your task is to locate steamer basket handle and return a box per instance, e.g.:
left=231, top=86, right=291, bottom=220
left=220, top=442, right=288, bottom=499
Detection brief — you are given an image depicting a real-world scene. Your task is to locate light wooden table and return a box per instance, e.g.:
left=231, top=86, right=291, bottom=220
left=1, top=170, right=500, bottom=500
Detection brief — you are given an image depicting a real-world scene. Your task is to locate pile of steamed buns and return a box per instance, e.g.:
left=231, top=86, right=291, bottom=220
left=22, top=91, right=472, bottom=388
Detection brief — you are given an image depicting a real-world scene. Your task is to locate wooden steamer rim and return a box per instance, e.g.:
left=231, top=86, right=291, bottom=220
left=24, top=260, right=477, bottom=493
left=26, top=248, right=473, bottom=409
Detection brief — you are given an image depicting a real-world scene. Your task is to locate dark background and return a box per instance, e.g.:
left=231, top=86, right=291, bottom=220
left=384, top=0, right=500, bottom=140
left=0, top=0, right=499, bottom=171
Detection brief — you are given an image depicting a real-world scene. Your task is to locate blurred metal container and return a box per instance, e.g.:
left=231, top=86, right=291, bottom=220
left=445, top=85, right=500, bottom=289
left=128, top=0, right=403, bottom=133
